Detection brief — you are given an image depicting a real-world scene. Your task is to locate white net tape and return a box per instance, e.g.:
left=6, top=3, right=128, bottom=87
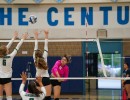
left=11, top=77, right=129, bottom=80
left=0, top=39, right=96, bottom=42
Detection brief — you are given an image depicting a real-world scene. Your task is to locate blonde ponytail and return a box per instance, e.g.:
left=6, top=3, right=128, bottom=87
left=35, top=57, right=48, bottom=70
left=36, top=57, right=39, bottom=67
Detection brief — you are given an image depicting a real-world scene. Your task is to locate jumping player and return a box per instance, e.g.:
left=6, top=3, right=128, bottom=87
left=19, top=72, right=46, bottom=100
left=122, top=63, right=130, bottom=100
left=33, top=30, right=51, bottom=100
left=0, top=32, right=28, bottom=100
left=51, top=54, right=71, bottom=100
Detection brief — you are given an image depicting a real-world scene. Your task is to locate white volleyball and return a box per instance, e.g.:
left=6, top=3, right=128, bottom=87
left=29, top=15, right=37, bottom=24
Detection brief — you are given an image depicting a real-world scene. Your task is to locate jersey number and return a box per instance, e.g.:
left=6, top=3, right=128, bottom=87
left=29, top=98, right=34, bottom=100
left=3, top=59, right=6, bottom=66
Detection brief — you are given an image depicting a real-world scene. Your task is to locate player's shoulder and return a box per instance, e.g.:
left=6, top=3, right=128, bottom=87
left=25, top=93, right=37, bottom=97
left=3, top=55, right=11, bottom=58
left=126, top=69, right=130, bottom=74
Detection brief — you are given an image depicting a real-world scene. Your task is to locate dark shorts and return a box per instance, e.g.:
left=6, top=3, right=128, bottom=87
left=51, top=79, right=61, bottom=86
left=0, top=78, right=11, bottom=85
left=36, top=77, right=51, bottom=86
left=42, top=77, right=51, bottom=86
left=125, top=80, right=130, bottom=84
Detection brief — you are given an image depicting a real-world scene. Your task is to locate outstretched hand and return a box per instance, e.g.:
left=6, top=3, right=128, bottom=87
left=44, top=29, right=49, bottom=39
left=20, top=72, right=27, bottom=84
left=13, top=31, right=18, bottom=39
left=44, top=30, right=49, bottom=34
left=34, top=31, right=39, bottom=40
left=22, top=33, right=28, bottom=40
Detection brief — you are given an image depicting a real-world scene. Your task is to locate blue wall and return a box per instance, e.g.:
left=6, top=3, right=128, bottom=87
left=12, top=56, right=84, bottom=94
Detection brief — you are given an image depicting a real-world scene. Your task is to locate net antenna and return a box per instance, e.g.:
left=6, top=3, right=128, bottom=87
left=96, top=38, right=107, bottom=77
left=96, top=29, right=107, bottom=77
left=86, top=23, right=107, bottom=77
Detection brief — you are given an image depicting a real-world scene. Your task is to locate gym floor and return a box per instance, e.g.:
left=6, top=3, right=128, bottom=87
left=4, top=89, right=121, bottom=100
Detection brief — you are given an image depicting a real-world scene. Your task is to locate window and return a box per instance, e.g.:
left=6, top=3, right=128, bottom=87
left=98, top=54, right=121, bottom=89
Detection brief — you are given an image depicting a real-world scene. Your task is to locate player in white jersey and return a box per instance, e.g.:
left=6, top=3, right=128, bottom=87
left=0, top=32, right=28, bottom=100
left=33, top=30, right=51, bottom=100
left=19, top=72, right=46, bottom=100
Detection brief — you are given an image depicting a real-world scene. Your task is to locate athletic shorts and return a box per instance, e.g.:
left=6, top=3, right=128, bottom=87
left=36, top=77, right=51, bottom=86
left=51, top=79, right=61, bottom=86
left=0, top=78, right=11, bottom=85
left=125, top=80, right=130, bottom=84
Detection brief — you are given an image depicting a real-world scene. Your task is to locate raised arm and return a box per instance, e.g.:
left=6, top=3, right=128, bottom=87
left=33, top=31, right=39, bottom=60
left=6, top=31, right=18, bottom=49
left=19, top=72, right=27, bottom=96
left=43, top=30, right=49, bottom=62
left=10, top=33, right=28, bottom=58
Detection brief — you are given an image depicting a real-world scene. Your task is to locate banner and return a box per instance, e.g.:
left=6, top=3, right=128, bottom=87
left=0, top=4, right=130, bottom=39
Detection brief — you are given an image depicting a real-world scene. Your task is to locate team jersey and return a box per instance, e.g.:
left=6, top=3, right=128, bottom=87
left=19, top=83, right=46, bottom=100
left=33, top=39, right=49, bottom=77
left=51, top=60, right=69, bottom=81
left=0, top=39, right=24, bottom=78
left=124, top=69, right=130, bottom=84
left=126, top=69, right=130, bottom=76
left=122, top=69, right=128, bottom=77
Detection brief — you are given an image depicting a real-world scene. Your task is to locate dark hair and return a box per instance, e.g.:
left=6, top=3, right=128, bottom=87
left=28, top=81, right=42, bottom=97
left=0, top=45, right=7, bottom=58
left=35, top=50, right=48, bottom=70
left=124, top=62, right=129, bottom=67
left=62, top=54, right=71, bottom=64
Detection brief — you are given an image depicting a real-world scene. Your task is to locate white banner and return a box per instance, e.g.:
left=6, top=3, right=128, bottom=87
left=0, top=3, right=130, bottom=39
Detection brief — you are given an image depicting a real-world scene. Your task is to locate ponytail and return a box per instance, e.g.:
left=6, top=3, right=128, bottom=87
left=34, top=49, right=48, bottom=70
left=35, top=57, right=48, bottom=70
left=36, top=57, right=39, bottom=67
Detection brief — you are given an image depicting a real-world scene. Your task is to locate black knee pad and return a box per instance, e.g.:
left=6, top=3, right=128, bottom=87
left=54, top=98, right=59, bottom=100
left=44, top=96, right=51, bottom=100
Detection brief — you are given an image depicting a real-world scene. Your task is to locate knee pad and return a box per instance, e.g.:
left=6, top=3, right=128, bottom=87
left=44, top=96, right=51, bottom=100
left=0, top=96, right=3, bottom=100
left=54, top=98, right=59, bottom=100
left=6, top=96, right=12, bottom=100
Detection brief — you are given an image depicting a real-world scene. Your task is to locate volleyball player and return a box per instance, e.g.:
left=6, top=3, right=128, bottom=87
left=0, top=32, right=28, bottom=100
left=122, top=63, right=130, bottom=100
left=51, top=54, right=71, bottom=100
left=33, top=30, right=51, bottom=100
left=19, top=72, right=46, bottom=100
left=122, top=62, right=129, bottom=100
left=122, top=62, right=129, bottom=86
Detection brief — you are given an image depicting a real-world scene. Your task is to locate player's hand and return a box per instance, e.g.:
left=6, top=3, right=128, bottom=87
left=20, top=72, right=27, bottom=84
left=44, top=29, right=49, bottom=39
left=22, top=33, right=28, bottom=40
left=34, top=30, right=39, bottom=40
left=13, top=31, right=18, bottom=39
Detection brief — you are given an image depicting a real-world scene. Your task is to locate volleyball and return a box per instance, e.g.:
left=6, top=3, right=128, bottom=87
left=29, top=15, right=37, bottom=24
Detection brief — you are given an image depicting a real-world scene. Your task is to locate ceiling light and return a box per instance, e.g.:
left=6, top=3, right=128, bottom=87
left=5, top=0, right=14, bottom=3
left=56, top=0, right=64, bottom=3
left=33, top=0, right=43, bottom=3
